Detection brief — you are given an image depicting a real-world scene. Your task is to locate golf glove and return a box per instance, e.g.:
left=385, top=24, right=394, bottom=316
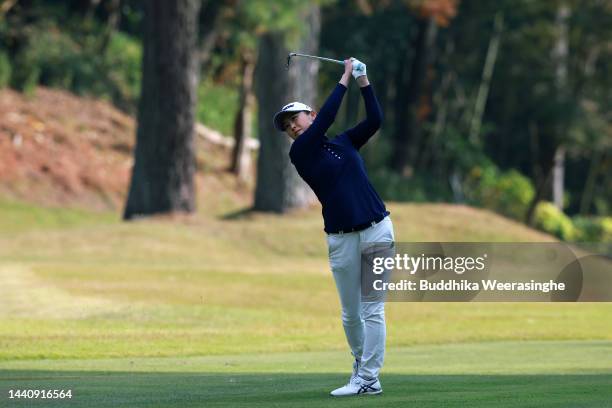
left=351, top=58, right=366, bottom=79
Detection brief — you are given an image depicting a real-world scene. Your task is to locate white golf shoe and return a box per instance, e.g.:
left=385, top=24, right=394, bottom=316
left=330, top=375, right=382, bottom=397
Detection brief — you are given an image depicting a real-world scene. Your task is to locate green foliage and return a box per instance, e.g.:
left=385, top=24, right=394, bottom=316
left=25, top=23, right=81, bottom=89
left=603, top=218, right=612, bottom=242
left=369, top=169, right=452, bottom=203
left=593, top=196, right=610, bottom=217
left=465, top=165, right=535, bottom=220
left=573, top=216, right=612, bottom=243
left=105, top=32, right=142, bottom=110
left=0, top=51, right=11, bottom=88
left=197, top=79, right=240, bottom=136
left=241, top=0, right=326, bottom=45
left=534, top=201, right=577, bottom=241
left=7, top=19, right=141, bottom=111
left=9, top=50, right=40, bottom=95
left=321, top=0, right=611, bottom=218
left=0, top=0, right=608, bottom=218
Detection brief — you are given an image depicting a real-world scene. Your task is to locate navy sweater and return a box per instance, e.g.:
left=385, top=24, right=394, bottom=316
left=289, top=83, right=389, bottom=233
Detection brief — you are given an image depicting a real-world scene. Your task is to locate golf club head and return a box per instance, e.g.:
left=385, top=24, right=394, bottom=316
left=286, top=53, right=296, bottom=70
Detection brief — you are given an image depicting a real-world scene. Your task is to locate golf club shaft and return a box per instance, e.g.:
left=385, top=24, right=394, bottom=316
left=290, top=53, right=344, bottom=66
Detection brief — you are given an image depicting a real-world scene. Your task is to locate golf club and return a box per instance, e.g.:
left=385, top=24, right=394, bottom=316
left=287, top=52, right=365, bottom=71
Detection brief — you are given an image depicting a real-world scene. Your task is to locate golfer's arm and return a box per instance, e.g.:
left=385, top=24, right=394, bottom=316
left=356, top=76, right=370, bottom=87
left=304, top=83, right=347, bottom=137
left=345, top=84, right=383, bottom=149
left=292, top=83, right=346, bottom=155
left=339, top=72, right=351, bottom=87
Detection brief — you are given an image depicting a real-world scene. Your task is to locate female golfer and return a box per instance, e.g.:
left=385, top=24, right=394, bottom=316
left=273, top=58, right=394, bottom=396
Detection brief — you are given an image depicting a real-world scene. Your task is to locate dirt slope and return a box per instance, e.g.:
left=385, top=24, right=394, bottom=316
left=0, top=87, right=251, bottom=212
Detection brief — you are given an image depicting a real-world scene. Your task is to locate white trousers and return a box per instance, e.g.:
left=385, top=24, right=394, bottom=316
left=326, top=216, right=395, bottom=380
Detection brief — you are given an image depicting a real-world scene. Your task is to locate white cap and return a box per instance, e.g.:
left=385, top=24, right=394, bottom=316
left=273, top=101, right=313, bottom=131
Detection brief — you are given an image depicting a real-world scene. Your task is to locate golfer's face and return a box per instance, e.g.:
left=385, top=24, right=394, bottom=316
left=283, top=111, right=314, bottom=140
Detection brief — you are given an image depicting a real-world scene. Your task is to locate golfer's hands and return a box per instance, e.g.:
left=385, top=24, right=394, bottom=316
left=350, top=58, right=366, bottom=79
left=344, top=59, right=353, bottom=77
left=340, top=58, right=368, bottom=87
left=339, top=59, right=353, bottom=87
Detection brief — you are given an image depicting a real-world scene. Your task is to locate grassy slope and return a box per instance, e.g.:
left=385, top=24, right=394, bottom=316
left=1, top=200, right=611, bottom=406
left=1, top=199, right=610, bottom=361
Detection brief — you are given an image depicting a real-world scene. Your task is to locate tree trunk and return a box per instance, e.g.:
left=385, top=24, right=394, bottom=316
left=469, top=12, right=503, bottom=143
left=552, top=145, right=566, bottom=208
left=230, top=51, right=255, bottom=181
left=253, top=5, right=319, bottom=212
left=4, top=0, right=33, bottom=60
left=69, top=0, right=100, bottom=16
left=0, top=0, right=18, bottom=17
left=123, top=0, right=202, bottom=220
left=390, top=43, right=409, bottom=174
left=391, top=17, right=437, bottom=175
left=579, top=150, right=603, bottom=215
left=407, top=17, right=438, bottom=167
left=197, top=0, right=225, bottom=71
left=525, top=146, right=556, bottom=226
left=98, top=0, right=121, bottom=54
left=529, top=120, right=542, bottom=186
left=551, top=2, right=570, bottom=210
left=418, top=36, right=455, bottom=172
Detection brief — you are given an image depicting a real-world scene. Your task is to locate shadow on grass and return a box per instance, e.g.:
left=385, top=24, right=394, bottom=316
left=220, top=206, right=255, bottom=221
left=1, top=371, right=611, bottom=408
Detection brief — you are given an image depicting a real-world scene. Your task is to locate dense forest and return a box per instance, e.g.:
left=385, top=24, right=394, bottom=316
left=0, top=0, right=610, bottom=242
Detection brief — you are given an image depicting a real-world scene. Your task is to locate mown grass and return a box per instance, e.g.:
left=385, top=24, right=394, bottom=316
left=1, top=199, right=610, bottom=362
left=1, top=198, right=611, bottom=406
left=0, top=200, right=116, bottom=234
left=1, top=341, right=611, bottom=407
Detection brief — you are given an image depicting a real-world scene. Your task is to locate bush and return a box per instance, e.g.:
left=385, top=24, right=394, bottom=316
left=8, top=20, right=142, bottom=111
left=197, top=79, right=240, bottom=136
left=369, top=169, right=452, bottom=202
left=604, top=218, right=612, bottom=239
left=573, top=216, right=612, bottom=242
left=105, top=32, right=142, bottom=111
left=465, top=165, right=535, bottom=220
left=27, top=25, right=80, bottom=89
left=0, top=52, right=11, bottom=88
left=534, top=201, right=577, bottom=241
left=10, top=49, right=41, bottom=94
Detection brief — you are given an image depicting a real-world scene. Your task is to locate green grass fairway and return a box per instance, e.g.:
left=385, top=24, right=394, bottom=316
left=1, top=341, right=611, bottom=407
left=1, top=199, right=611, bottom=406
